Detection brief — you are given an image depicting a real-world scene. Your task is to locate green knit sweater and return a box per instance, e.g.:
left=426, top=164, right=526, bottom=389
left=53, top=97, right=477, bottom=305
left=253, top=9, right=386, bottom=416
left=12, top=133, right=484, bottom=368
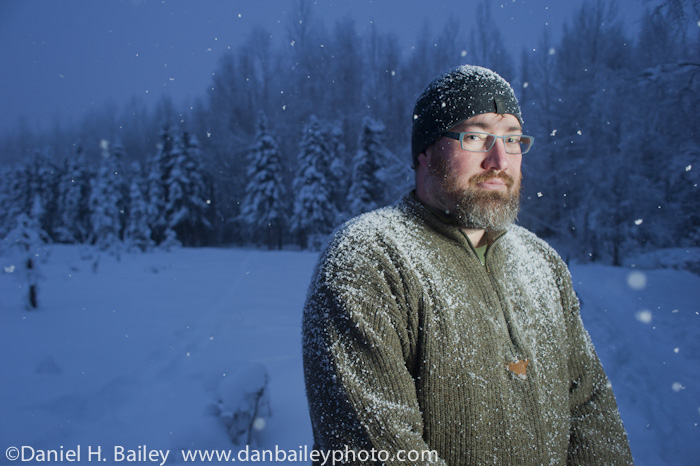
left=302, top=192, right=633, bottom=466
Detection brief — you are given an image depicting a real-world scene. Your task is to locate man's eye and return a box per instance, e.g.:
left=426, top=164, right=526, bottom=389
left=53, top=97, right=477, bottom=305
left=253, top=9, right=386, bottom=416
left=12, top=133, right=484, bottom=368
left=506, top=136, right=522, bottom=143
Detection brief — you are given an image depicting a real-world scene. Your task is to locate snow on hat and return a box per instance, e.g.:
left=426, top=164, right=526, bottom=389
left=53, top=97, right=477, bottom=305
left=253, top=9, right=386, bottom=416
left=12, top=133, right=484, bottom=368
left=410, top=65, right=523, bottom=168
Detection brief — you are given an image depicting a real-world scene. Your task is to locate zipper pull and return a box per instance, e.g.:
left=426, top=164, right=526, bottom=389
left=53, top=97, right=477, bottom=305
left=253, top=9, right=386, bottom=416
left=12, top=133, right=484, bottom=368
left=506, top=359, right=529, bottom=378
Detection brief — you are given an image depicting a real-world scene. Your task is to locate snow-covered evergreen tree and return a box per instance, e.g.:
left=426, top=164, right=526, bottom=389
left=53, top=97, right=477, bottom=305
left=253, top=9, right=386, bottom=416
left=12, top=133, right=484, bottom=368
left=55, top=143, right=91, bottom=243
left=3, top=196, right=49, bottom=309
left=347, top=117, right=386, bottom=216
left=373, top=125, right=411, bottom=207
left=160, top=227, right=181, bottom=252
left=146, top=126, right=172, bottom=244
left=21, top=148, right=61, bottom=241
left=40, top=149, right=61, bottom=239
left=290, top=115, right=337, bottom=249
left=0, top=165, right=26, bottom=240
left=124, top=162, right=154, bottom=252
left=110, top=140, right=130, bottom=237
left=164, top=132, right=211, bottom=246
left=164, top=133, right=188, bottom=240
left=240, top=113, right=288, bottom=249
left=326, top=122, right=349, bottom=221
left=89, top=140, right=123, bottom=256
left=145, top=124, right=212, bottom=247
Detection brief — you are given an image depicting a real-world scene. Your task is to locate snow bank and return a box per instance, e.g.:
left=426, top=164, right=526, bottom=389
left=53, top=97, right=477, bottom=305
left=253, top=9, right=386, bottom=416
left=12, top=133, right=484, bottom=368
left=624, top=247, right=700, bottom=276
left=572, top=262, right=700, bottom=466
left=0, top=246, right=318, bottom=465
left=1, top=245, right=698, bottom=465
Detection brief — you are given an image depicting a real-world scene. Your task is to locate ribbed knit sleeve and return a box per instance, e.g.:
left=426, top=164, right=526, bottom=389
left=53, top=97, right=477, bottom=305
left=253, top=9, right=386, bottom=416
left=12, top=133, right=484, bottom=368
left=555, top=260, right=634, bottom=465
left=302, top=221, right=446, bottom=466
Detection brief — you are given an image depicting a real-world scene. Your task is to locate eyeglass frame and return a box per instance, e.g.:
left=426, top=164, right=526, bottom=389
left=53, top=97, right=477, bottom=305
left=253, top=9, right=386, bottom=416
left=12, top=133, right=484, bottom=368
left=442, top=131, right=535, bottom=154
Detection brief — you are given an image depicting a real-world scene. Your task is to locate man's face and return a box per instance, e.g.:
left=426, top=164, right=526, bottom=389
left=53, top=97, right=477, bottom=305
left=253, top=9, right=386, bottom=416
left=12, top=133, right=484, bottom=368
left=421, top=112, right=523, bottom=231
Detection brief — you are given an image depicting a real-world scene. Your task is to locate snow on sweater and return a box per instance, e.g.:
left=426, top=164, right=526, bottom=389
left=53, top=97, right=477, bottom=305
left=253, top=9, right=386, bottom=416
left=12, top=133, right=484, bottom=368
left=302, top=192, right=633, bottom=466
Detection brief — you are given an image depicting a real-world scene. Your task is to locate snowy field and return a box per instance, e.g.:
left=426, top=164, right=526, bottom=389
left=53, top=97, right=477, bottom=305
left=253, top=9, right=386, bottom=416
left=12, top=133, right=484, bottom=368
left=1, top=245, right=698, bottom=465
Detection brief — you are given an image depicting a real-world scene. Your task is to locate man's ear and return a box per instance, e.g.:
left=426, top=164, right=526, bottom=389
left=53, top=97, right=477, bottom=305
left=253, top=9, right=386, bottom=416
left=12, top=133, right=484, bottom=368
left=417, top=150, right=430, bottom=169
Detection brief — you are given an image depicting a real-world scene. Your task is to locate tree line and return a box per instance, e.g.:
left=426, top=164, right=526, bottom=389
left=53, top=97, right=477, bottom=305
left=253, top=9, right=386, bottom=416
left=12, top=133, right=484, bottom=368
left=1, top=0, right=698, bottom=264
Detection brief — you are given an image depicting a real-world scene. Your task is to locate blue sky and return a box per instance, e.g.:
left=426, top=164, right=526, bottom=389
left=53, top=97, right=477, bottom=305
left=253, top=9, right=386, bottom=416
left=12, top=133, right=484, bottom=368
left=0, top=0, right=644, bottom=135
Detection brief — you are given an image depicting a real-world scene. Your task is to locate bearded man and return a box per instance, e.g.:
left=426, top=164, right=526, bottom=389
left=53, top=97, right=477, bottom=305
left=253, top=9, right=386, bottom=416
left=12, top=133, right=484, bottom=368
left=302, top=65, right=633, bottom=466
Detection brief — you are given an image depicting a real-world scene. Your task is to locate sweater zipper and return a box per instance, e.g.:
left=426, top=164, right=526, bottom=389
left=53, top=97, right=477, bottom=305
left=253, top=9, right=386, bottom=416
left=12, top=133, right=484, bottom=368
left=475, top=236, right=521, bottom=366
left=483, top=242, right=544, bottom=456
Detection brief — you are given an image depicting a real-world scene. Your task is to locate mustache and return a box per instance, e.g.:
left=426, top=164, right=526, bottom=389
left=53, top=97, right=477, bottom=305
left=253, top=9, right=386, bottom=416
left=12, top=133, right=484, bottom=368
left=469, top=171, right=515, bottom=188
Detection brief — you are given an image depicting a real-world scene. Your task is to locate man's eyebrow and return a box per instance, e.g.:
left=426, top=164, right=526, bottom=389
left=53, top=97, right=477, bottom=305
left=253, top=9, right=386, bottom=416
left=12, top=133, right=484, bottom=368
left=464, top=121, right=523, bottom=133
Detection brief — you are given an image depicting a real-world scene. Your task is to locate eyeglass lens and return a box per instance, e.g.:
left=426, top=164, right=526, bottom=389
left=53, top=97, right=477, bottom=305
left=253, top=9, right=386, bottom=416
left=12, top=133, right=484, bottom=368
left=461, top=133, right=532, bottom=154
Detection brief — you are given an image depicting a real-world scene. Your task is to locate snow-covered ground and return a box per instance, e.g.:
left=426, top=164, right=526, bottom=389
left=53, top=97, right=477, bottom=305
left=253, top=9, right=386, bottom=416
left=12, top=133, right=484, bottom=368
left=1, top=245, right=698, bottom=465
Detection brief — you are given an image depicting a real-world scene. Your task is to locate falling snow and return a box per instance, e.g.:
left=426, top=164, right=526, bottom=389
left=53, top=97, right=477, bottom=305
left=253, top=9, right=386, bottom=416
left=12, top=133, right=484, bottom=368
left=627, top=271, right=647, bottom=290
left=635, top=309, right=653, bottom=324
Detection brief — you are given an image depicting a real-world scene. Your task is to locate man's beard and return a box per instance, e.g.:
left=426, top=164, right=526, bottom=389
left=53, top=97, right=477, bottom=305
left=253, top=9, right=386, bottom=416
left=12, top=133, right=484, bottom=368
left=427, top=157, right=521, bottom=232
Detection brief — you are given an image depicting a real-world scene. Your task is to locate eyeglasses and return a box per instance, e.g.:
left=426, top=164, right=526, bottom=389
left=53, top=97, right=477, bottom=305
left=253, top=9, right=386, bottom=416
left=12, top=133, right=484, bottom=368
left=443, top=131, right=535, bottom=154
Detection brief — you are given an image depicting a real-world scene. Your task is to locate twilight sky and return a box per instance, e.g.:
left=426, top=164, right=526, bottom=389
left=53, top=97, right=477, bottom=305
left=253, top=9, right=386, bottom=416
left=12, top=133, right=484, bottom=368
left=0, top=0, right=645, bottom=136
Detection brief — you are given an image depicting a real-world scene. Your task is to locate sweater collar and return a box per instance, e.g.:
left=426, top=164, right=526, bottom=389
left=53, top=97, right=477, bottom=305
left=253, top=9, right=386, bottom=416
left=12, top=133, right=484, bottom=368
left=403, top=190, right=507, bottom=248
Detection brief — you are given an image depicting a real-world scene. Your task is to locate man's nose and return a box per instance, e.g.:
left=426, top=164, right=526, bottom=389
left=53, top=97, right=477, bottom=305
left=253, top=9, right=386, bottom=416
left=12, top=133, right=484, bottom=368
left=482, top=137, right=509, bottom=170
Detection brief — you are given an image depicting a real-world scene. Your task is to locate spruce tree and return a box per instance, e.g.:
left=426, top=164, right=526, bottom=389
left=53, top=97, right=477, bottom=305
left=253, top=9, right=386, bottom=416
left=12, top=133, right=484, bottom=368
left=110, top=140, right=130, bottom=238
left=3, top=196, right=49, bottom=309
left=240, top=113, right=288, bottom=249
left=145, top=125, right=172, bottom=244
left=89, top=140, right=123, bottom=256
left=160, top=227, right=182, bottom=252
left=21, top=149, right=60, bottom=241
left=164, top=133, right=188, bottom=242
left=124, top=162, right=154, bottom=252
left=165, top=132, right=211, bottom=246
left=0, top=165, right=25, bottom=240
left=55, top=143, right=91, bottom=243
left=291, top=115, right=337, bottom=249
left=347, top=117, right=386, bottom=216
left=36, top=148, right=61, bottom=240
left=326, top=122, right=349, bottom=222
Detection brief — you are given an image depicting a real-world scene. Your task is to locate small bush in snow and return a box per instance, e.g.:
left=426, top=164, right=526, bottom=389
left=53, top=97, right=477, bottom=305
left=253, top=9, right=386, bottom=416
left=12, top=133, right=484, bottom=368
left=213, top=363, right=271, bottom=446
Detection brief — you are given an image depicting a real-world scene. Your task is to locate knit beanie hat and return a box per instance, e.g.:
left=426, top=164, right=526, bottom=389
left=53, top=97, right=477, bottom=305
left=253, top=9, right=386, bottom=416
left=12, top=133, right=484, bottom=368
left=411, top=65, right=523, bottom=168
